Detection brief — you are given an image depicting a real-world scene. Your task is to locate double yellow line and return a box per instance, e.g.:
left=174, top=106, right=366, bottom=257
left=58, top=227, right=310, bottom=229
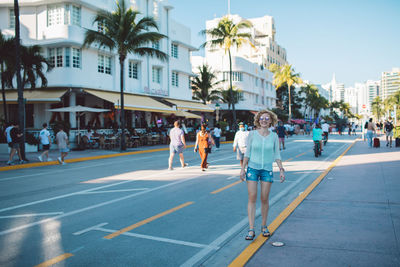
left=229, top=141, right=356, bottom=266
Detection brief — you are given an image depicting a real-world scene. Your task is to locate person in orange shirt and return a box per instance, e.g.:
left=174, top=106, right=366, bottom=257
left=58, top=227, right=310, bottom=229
left=194, top=124, right=215, bottom=171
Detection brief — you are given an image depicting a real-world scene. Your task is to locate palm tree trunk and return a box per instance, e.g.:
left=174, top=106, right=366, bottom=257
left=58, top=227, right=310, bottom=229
left=1, top=64, right=8, bottom=122
left=119, top=55, right=126, bottom=151
left=288, top=82, right=292, bottom=122
left=14, top=0, right=26, bottom=160
left=228, top=50, right=237, bottom=131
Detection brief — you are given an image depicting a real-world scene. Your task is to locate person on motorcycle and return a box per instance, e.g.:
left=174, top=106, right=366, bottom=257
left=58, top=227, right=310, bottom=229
left=313, top=123, right=323, bottom=152
left=321, top=120, right=329, bottom=144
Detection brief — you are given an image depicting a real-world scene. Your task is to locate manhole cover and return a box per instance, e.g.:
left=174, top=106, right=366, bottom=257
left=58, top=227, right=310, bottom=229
left=271, top=241, right=285, bottom=247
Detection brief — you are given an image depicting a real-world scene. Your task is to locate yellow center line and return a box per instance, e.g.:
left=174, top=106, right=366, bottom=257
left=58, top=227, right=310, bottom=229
left=228, top=141, right=357, bottom=267
left=211, top=180, right=242, bottom=194
left=34, top=253, right=73, bottom=267
left=104, top=201, right=194, bottom=239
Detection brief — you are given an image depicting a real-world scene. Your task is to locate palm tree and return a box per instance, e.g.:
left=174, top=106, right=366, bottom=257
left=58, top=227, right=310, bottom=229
left=269, top=64, right=303, bottom=121
left=83, top=0, right=167, bottom=150
left=191, top=64, right=221, bottom=104
left=20, top=45, right=52, bottom=89
left=371, top=96, right=384, bottom=121
left=200, top=16, right=253, bottom=130
left=0, top=32, right=15, bottom=122
left=220, top=86, right=244, bottom=110
left=300, top=83, right=318, bottom=118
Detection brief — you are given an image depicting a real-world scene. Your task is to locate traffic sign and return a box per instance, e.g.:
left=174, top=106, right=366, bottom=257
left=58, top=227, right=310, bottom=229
left=362, top=104, right=366, bottom=109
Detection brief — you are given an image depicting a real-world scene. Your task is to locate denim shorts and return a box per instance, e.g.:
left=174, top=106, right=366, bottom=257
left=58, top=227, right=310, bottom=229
left=246, top=167, right=273, bottom=183
left=170, top=144, right=184, bottom=154
left=59, top=148, right=70, bottom=153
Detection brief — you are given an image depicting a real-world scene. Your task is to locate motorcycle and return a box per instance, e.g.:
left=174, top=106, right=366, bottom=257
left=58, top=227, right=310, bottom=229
left=314, top=140, right=322, bottom=157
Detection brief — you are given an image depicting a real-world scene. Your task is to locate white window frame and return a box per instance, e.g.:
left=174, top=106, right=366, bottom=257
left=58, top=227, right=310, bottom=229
left=152, top=41, right=160, bottom=50
left=47, top=4, right=63, bottom=26
left=56, top=47, right=63, bottom=67
left=152, top=67, right=161, bottom=84
left=71, top=5, right=81, bottom=26
left=171, top=43, right=178, bottom=58
left=128, top=61, right=139, bottom=79
left=48, top=48, right=55, bottom=67
left=9, top=8, right=15, bottom=29
left=172, top=71, right=179, bottom=87
left=65, top=47, right=70, bottom=67
left=72, top=48, right=81, bottom=68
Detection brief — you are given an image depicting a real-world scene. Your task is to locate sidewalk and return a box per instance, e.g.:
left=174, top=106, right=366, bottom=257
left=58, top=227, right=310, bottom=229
left=0, top=142, right=194, bottom=169
left=242, top=137, right=400, bottom=266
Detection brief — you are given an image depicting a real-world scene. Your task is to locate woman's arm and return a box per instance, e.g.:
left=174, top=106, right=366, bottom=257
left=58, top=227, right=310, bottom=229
left=240, top=157, right=249, bottom=181
left=275, top=159, right=285, bottom=182
left=194, top=133, right=199, bottom=152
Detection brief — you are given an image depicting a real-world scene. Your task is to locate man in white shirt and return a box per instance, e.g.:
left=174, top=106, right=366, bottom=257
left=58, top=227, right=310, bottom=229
left=38, top=123, right=51, bottom=162
left=321, top=120, right=330, bottom=142
left=233, top=122, right=249, bottom=168
left=212, top=124, right=222, bottom=150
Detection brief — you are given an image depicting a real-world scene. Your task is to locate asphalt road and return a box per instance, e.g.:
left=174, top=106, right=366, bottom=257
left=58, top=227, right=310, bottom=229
left=0, top=134, right=356, bottom=267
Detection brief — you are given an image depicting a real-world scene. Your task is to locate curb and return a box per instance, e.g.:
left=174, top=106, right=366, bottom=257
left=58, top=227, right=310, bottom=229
left=0, top=141, right=233, bottom=172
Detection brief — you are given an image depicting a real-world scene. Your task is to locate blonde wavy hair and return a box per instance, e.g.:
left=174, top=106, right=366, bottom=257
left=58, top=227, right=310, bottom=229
left=254, top=109, right=278, bottom=128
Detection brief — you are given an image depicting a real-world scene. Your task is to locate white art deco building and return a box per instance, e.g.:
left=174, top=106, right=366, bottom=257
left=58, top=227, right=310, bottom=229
left=193, top=14, right=285, bottom=116
left=0, top=0, right=211, bottom=132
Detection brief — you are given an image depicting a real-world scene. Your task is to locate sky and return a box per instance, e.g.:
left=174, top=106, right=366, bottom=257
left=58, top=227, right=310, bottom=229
left=167, top=0, right=400, bottom=87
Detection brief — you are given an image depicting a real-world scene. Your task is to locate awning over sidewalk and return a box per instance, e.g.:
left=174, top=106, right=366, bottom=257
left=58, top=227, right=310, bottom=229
left=174, top=110, right=202, bottom=119
left=0, top=89, right=67, bottom=104
left=84, top=89, right=176, bottom=113
left=164, top=99, right=214, bottom=112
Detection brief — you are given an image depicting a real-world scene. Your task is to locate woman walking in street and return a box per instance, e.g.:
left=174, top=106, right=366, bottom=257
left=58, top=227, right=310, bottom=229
left=240, top=110, right=285, bottom=240
left=194, top=124, right=214, bottom=171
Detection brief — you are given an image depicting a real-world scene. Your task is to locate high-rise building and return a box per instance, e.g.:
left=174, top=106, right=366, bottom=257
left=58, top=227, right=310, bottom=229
left=381, top=67, right=400, bottom=100
left=366, top=80, right=380, bottom=108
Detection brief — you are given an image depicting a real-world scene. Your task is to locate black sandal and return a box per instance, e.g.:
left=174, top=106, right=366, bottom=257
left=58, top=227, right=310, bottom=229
left=261, top=225, right=271, bottom=237
left=245, top=229, right=255, bottom=240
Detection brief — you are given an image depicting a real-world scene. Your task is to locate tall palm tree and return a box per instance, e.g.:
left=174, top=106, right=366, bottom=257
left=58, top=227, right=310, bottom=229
left=83, top=0, right=167, bottom=150
left=0, top=32, right=15, bottom=122
left=300, top=83, right=318, bottom=118
left=200, top=16, right=253, bottom=130
left=191, top=64, right=221, bottom=104
left=269, top=64, right=303, bottom=121
left=371, top=96, right=384, bottom=121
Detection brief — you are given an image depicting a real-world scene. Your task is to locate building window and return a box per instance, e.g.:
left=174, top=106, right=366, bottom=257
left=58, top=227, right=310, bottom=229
left=152, top=67, right=161, bottom=84
left=255, top=78, right=259, bottom=86
left=72, top=48, right=81, bottom=68
left=48, top=48, right=55, bottom=67
left=128, top=61, right=138, bottom=79
left=47, top=4, right=63, bottom=26
left=223, top=71, right=243, bottom=82
left=9, top=8, right=15, bottom=29
left=256, top=95, right=259, bottom=104
left=98, top=54, right=111, bottom=74
left=71, top=5, right=81, bottom=26
left=56, top=47, right=63, bottom=67
left=171, top=43, right=178, bottom=58
left=172, top=71, right=179, bottom=87
left=65, top=47, right=70, bottom=67
left=152, top=41, right=160, bottom=50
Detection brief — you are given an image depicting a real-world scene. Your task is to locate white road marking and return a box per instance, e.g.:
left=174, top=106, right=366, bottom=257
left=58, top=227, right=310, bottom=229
left=0, top=176, right=199, bottom=236
left=79, top=188, right=149, bottom=194
left=0, top=212, right=63, bottom=219
left=73, top=223, right=109, bottom=235
left=180, top=142, right=348, bottom=267
left=98, top=227, right=220, bottom=250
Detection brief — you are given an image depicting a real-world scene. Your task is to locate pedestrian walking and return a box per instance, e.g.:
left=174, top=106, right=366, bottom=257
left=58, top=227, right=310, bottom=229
left=212, top=124, right=221, bottom=150
left=38, top=123, right=51, bottom=162
left=384, top=117, right=394, bottom=148
left=321, top=120, right=329, bottom=143
left=194, top=124, right=214, bottom=171
left=7, top=123, right=24, bottom=165
left=56, top=127, right=69, bottom=165
left=365, top=118, right=376, bottom=148
left=275, top=121, right=287, bottom=150
left=168, top=120, right=188, bottom=170
left=240, top=110, right=285, bottom=240
left=4, top=122, right=14, bottom=161
left=233, top=122, right=250, bottom=168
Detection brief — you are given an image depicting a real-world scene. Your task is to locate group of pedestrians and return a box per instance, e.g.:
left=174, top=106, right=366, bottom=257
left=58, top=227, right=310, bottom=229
left=365, top=117, right=395, bottom=148
left=3, top=122, right=69, bottom=165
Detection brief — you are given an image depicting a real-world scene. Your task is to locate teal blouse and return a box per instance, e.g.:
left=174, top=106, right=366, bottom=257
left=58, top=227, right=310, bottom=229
left=244, top=130, right=281, bottom=171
